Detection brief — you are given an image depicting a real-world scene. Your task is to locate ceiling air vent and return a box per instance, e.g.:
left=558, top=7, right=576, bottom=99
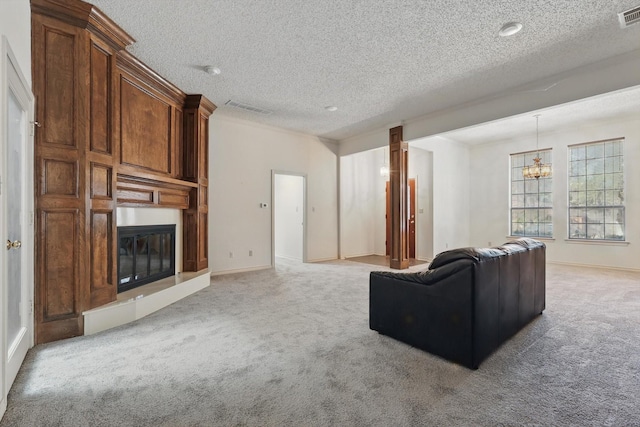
left=224, top=100, right=272, bottom=115
left=618, top=5, right=640, bottom=28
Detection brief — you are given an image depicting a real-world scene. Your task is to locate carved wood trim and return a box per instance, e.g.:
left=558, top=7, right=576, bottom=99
left=116, top=173, right=195, bottom=209
left=31, top=0, right=134, bottom=49
left=116, top=51, right=186, bottom=105
left=184, top=94, right=217, bottom=116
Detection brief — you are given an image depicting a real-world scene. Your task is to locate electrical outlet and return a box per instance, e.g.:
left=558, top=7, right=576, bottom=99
left=229, top=252, right=233, bottom=258
left=249, top=250, right=253, bottom=256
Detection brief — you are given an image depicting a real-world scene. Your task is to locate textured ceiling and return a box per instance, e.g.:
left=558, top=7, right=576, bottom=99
left=90, top=0, right=640, bottom=141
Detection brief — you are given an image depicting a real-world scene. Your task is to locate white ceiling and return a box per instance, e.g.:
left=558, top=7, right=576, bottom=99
left=440, top=85, right=640, bottom=145
left=90, top=0, right=640, bottom=141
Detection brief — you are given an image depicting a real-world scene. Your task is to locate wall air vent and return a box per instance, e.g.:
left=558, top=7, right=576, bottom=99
left=224, top=100, right=272, bottom=115
left=618, top=5, right=640, bottom=28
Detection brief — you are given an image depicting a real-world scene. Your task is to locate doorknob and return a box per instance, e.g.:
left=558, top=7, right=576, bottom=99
left=6, top=239, right=21, bottom=250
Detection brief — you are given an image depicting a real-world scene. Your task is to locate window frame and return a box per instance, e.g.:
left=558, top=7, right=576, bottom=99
left=509, top=148, right=553, bottom=239
left=567, top=138, right=625, bottom=242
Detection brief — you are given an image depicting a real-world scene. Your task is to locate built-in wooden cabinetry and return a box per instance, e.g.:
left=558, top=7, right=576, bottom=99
left=183, top=95, right=215, bottom=272
left=31, top=0, right=215, bottom=344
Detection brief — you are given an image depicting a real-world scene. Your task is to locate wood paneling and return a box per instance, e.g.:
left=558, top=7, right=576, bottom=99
left=116, top=174, right=194, bottom=209
left=86, top=34, right=118, bottom=310
left=174, top=108, right=183, bottom=177
left=41, top=210, right=79, bottom=320
left=119, top=76, right=172, bottom=174
left=157, top=190, right=189, bottom=208
left=89, top=210, right=114, bottom=307
left=182, top=112, right=196, bottom=180
left=182, top=210, right=197, bottom=271
left=90, top=163, right=112, bottom=199
left=43, top=27, right=75, bottom=146
left=199, top=211, right=208, bottom=265
left=33, top=0, right=215, bottom=343
left=90, top=41, right=111, bottom=154
left=182, top=95, right=216, bottom=272
left=33, top=12, right=88, bottom=343
left=117, top=187, right=155, bottom=204
left=42, top=159, right=78, bottom=196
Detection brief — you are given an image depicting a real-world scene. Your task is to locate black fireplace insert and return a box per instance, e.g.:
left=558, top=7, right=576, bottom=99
left=117, top=224, right=176, bottom=293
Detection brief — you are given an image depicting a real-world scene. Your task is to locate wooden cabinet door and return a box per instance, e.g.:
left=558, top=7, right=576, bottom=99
left=32, top=14, right=89, bottom=343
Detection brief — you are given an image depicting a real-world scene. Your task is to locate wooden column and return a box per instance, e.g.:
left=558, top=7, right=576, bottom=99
left=389, top=126, right=409, bottom=270
left=182, top=95, right=216, bottom=272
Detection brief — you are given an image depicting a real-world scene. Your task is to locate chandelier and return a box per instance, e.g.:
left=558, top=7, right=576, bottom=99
left=522, top=114, right=552, bottom=180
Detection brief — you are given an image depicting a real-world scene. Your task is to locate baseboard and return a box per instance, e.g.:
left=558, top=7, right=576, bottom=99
left=1, top=393, right=7, bottom=421
left=308, top=257, right=339, bottom=263
left=548, top=261, right=640, bottom=273
left=210, top=265, right=272, bottom=276
left=342, top=253, right=375, bottom=259
left=276, top=255, right=302, bottom=262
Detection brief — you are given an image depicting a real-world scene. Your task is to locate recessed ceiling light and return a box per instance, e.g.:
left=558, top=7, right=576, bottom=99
left=499, top=21, right=523, bottom=37
left=203, top=65, right=221, bottom=75
left=325, top=106, right=338, bottom=112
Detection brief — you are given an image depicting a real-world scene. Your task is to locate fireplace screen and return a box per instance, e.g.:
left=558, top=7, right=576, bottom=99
left=117, top=224, right=176, bottom=293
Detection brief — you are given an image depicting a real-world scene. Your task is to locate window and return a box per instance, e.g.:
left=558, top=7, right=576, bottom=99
left=568, top=139, right=624, bottom=240
left=510, top=150, right=553, bottom=238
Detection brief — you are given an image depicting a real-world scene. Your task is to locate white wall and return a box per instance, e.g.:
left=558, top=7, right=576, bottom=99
left=0, top=0, right=30, bottom=420
left=341, top=145, right=437, bottom=261
left=411, top=136, right=471, bottom=255
left=408, top=146, right=434, bottom=260
left=469, top=116, right=640, bottom=270
left=372, top=149, right=387, bottom=256
left=0, top=0, right=31, bottom=87
left=209, top=115, right=338, bottom=274
left=339, top=149, right=378, bottom=258
left=274, top=174, right=304, bottom=261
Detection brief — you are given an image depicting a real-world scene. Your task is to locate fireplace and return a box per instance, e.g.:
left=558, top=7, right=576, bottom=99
left=117, top=224, right=176, bottom=293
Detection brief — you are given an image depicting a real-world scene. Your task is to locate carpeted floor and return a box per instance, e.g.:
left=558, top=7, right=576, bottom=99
left=345, top=254, right=428, bottom=267
left=1, top=259, right=639, bottom=426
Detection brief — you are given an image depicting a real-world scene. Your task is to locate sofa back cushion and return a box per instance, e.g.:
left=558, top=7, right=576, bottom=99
left=429, top=247, right=506, bottom=270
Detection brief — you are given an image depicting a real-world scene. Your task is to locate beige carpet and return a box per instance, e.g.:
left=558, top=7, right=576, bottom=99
left=1, top=259, right=639, bottom=426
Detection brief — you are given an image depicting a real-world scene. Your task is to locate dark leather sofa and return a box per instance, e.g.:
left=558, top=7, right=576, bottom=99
left=369, top=238, right=545, bottom=369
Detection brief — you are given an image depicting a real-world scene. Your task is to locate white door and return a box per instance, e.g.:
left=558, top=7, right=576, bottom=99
left=272, top=172, right=306, bottom=264
left=1, top=36, right=34, bottom=400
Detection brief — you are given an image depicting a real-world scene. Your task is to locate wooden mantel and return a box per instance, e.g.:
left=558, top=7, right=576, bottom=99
left=31, top=0, right=216, bottom=344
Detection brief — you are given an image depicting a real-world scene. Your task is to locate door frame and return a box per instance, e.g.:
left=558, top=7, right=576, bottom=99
left=385, top=178, right=416, bottom=258
left=271, top=170, right=307, bottom=266
left=1, top=35, right=35, bottom=416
